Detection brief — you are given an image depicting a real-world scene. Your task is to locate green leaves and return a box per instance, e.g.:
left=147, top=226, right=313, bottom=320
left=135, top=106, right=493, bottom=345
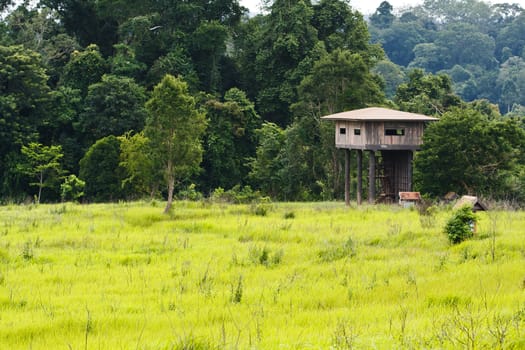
left=445, top=206, right=476, bottom=244
left=145, top=75, right=207, bottom=212
left=414, top=107, right=525, bottom=199
left=78, top=74, right=147, bottom=146
left=19, top=142, right=64, bottom=203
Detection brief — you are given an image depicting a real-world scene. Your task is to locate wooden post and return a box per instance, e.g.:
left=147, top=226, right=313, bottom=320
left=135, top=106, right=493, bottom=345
left=408, top=151, right=414, bottom=191
left=368, top=150, right=376, bottom=203
left=357, top=149, right=362, bottom=205
left=345, top=149, right=350, bottom=206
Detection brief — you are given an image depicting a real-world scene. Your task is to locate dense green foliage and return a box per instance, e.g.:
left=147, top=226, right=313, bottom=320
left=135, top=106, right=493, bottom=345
left=444, top=205, right=477, bottom=244
left=79, top=135, right=124, bottom=202
left=0, top=201, right=523, bottom=348
left=369, top=0, right=525, bottom=113
left=0, top=0, right=524, bottom=203
left=414, top=106, right=525, bottom=198
left=145, top=75, right=207, bottom=212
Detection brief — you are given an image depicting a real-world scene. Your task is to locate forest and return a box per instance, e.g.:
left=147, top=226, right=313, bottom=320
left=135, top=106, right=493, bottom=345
left=0, top=0, right=524, bottom=205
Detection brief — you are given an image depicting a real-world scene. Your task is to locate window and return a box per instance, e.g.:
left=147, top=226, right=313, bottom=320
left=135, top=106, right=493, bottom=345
left=354, top=129, right=361, bottom=135
left=385, top=128, right=405, bottom=136
left=339, top=127, right=346, bottom=135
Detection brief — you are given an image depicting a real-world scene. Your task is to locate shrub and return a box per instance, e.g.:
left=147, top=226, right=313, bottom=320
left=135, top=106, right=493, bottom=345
left=177, top=183, right=203, bottom=201
left=444, top=206, right=477, bottom=244
left=79, top=136, right=126, bottom=202
left=211, top=185, right=263, bottom=204
left=60, top=175, right=85, bottom=202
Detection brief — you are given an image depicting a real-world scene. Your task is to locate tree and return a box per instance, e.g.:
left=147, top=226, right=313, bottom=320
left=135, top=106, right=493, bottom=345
left=435, top=23, right=496, bottom=69
left=295, top=49, right=385, bottom=115
left=312, top=0, right=372, bottom=55
left=0, top=45, right=51, bottom=198
left=190, top=21, right=229, bottom=93
left=497, top=56, right=525, bottom=112
left=40, top=0, right=119, bottom=55
left=0, top=0, right=13, bottom=12
left=248, top=122, right=286, bottom=199
left=18, top=142, right=64, bottom=203
left=79, top=135, right=125, bottom=202
left=370, top=1, right=395, bottom=29
left=379, top=22, right=427, bottom=66
left=61, top=44, right=107, bottom=97
left=252, top=0, right=318, bottom=125
left=77, top=74, right=147, bottom=146
left=147, top=48, right=199, bottom=89
left=395, top=69, right=462, bottom=115
left=118, top=131, right=161, bottom=199
left=409, top=43, right=444, bottom=73
left=110, top=43, right=146, bottom=80
left=201, top=88, right=260, bottom=192
left=494, top=9, right=525, bottom=60
left=414, top=107, right=525, bottom=198
left=373, top=60, right=406, bottom=99
left=144, top=75, right=206, bottom=213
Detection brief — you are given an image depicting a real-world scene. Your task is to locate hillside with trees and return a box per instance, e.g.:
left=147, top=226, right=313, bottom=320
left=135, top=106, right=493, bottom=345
left=369, top=0, right=525, bottom=114
left=0, top=0, right=524, bottom=204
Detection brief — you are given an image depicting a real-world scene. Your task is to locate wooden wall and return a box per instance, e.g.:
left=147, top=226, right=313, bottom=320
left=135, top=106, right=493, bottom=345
left=335, top=121, right=426, bottom=150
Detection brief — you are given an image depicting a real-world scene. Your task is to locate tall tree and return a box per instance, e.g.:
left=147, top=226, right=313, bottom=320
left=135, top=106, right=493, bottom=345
left=379, top=22, right=427, bottom=66
left=0, top=45, right=50, bottom=198
left=435, top=23, right=496, bottom=69
left=395, top=69, right=462, bottom=115
left=77, top=74, right=147, bottom=147
left=190, top=21, right=229, bottom=93
left=295, top=49, right=384, bottom=115
left=497, top=56, right=525, bottom=113
left=79, top=135, right=124, bottom=202
left=253, top=0, right=318, bottom=125
left=144, top=75, right=206, bottom=213
left=201, top=88, right=260, bottom=192
left=370, top=1, right=395, bottom=29
left=312, top=0, right=372, bottom=55
left=414, top=107, right=525, bottom=198
left=40, top=0, right=119, bottom=55
left=119, top=132, right=160, bottom=199
left=248, top=122, right=286, bottom=199
left=61, top=44, right=107, bottom=97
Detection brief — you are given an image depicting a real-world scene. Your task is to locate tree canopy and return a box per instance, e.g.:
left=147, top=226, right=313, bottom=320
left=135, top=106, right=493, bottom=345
left=0, top=0, right=524, bottom=204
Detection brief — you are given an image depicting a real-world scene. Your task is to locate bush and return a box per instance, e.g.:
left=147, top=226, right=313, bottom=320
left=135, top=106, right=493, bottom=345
left=60, top=175, right=85, bottom=202
left=177, top=183, right=203, bottom=201
left=79, top=136, right=126, bottom=202
left=210, top=185, right=263, bottom=204
left=444, top=206, right=477, bottom=244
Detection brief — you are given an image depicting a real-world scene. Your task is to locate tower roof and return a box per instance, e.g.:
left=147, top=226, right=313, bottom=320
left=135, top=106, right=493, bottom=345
left=321, top=107, right=438, bottom=122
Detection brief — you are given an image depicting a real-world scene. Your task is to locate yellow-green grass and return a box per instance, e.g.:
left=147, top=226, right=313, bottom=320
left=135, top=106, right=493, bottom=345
left=0, top=201, right=523, bottom=349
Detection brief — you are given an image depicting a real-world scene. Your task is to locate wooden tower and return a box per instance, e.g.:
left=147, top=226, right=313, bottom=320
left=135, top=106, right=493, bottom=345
left=321, top=107, right=438, bottom=205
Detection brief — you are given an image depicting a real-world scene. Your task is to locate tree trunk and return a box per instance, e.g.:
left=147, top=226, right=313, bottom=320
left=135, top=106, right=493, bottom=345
left=164, top=176, right=174, bottom=214
left=345, top=149, right=350, bottom=206
left=164, top=160, right=174, bottom=214
left=37, top=170, right=43, bottom=204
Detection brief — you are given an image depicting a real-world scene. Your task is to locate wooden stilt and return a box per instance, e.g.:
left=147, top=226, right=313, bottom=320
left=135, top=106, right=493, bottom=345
left=368, top=150, right=376, bottom=203
left=345, top=149, right=350, bottom=206
left=357, top=149, right=362, bottom=205
left=408, top=151, right=414, bottom=191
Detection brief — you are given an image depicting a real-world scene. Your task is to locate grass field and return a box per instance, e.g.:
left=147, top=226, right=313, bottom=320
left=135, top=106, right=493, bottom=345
left=0, top=200, right=523, bottom=349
